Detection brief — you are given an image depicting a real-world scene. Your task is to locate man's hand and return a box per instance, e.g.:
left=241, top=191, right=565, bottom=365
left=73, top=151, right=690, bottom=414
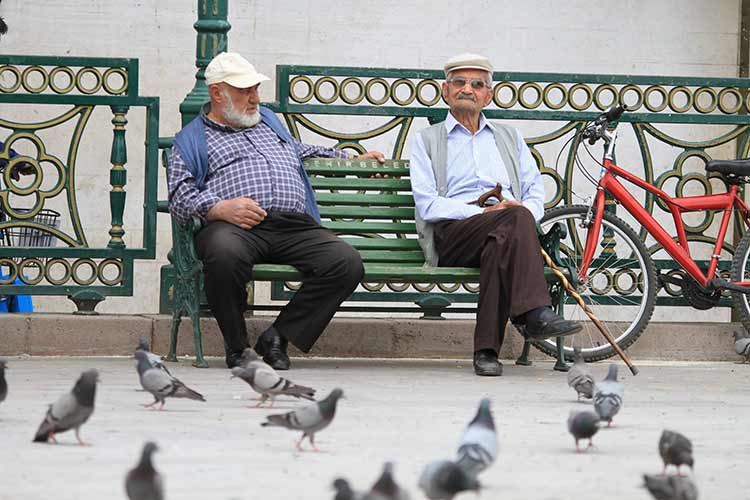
left=206, top=197, right=267, bottom=229
left=483, top=199, right=523, bottom=213
left=357, top=151, right=386, bottom=163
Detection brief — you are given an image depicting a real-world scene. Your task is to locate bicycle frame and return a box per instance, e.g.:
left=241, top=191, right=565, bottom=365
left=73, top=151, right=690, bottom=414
left=580, top=158, right=750, bottom=289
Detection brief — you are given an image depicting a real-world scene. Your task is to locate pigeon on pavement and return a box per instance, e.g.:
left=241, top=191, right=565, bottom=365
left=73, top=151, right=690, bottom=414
left=332, top=478, right=361, bottom=500
left=135, top=336, right=171, bottom=375
left=643, top=474, right=698, bottom=500
left=594, top=364, right=623, bottom=426
left=567, top=410, right=600, bottom=452
left=33, top=369, right=99, bottom=445
left=369, top=462, right=411, bottom=500
left=732, top=330, right=750, bottom=363
left=230, top=365, right=315, bottom=407
left=418, top=460, right=480, bottom=500
left=455, top=398, right=497, bottom=478
left=125, top=441, right=164, bottom=500
left=659, top=430, right=694, bottom=475
left=261, top=388, right=344, bottom=451
left=0, top=358, right=7, bottom=405
left=567, top=347, right=594, bottom=401
left=134, top=351, right=205, bottom=410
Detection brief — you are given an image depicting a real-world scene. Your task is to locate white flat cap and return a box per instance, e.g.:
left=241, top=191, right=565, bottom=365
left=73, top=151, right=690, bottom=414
left=205, top=52, right=270, bottom=88
left=444, top=53, right=493, bottom=76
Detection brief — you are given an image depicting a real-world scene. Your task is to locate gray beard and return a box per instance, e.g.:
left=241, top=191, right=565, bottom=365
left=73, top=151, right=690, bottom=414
left=221, top=100, right=262, bottom=128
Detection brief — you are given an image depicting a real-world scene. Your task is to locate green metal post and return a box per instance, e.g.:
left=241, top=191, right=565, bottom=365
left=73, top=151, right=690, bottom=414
left=179, top=0, right=231, bottom=125
left=108, top=105, right=129, bottom=249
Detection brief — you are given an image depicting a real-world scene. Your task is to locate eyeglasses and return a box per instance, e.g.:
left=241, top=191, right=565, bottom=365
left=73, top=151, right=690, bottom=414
left=447, top=77, right=491, bottom=90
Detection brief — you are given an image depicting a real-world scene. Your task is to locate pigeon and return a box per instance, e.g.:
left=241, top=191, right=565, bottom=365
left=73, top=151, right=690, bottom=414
left=230, top=365, right=315, bottom=407
left=33, top=369, right=99, bottom=444
left=455, top=398, right=497, bottom=478
left=418, top=460, right=480, bottom=500
left=732, top=330, right=750, bottom=363
left=643, top=474, right=698, bottom=500
left=594, top=364, right=623, bottom=426
left=567, top=410, right=600, bottom=452
left=659, top=430, right=694, bottom=475
left=331, top=463, right=409, bottom=500
left=134, top=350, right=205, bottom=410
left=240, top=347, right=271, bottom=370
left=261, top=387, right=344, bottom=451
left=125, top=441, right=164, bottom=500
left=369, top=462, right=411, bottom=500
left=0, top=358, right=7, bottom=405
left=136, top=336, right=171, bottom=375
left=567, top=347, right=594, bottom=400
left=332, top=478, right=361, bottom=500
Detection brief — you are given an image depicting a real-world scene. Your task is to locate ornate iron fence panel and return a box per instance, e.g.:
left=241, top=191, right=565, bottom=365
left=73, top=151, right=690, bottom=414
left=261, top=65, right=750, bottom=311
left=0, top=55, right=159, bottom=313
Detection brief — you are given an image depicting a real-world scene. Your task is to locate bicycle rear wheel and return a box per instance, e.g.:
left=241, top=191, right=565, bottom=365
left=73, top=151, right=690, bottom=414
left=730, top=231, right=750, bottom=331
left=536, top=205, right=657, bottom=362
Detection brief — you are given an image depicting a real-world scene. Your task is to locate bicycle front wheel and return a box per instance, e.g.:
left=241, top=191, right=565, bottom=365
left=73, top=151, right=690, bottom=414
left=536, top=204, right=657, bottom=362
left=730, top=230, right=750, bottom=331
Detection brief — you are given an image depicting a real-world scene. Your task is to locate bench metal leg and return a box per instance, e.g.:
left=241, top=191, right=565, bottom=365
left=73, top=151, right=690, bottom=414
left=189, top=309, right=208, bottom=368
left=165, top=308, right=181, bottom=363
left=515, top=339, right=533, bottom=366
left=553, top=336, right=569, bottom=371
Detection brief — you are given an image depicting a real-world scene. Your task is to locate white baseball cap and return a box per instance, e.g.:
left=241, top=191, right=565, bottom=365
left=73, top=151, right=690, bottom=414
left=204, top=52, right=270, bottom=88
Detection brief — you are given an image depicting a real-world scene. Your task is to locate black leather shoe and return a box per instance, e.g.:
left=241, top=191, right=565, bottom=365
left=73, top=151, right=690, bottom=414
left=523, top=307, right=582, bottom=340
left=473, top=349, right=503, bottom=377
left=253, top=328, right=291, bottom=370
left=225, top=351, right=244, bottom=369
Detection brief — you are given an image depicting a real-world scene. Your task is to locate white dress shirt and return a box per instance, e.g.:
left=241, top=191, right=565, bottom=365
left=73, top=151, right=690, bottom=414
left=409, top=112, right=545, bottom=222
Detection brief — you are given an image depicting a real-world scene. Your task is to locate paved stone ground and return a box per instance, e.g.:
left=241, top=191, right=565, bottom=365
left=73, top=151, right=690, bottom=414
left=1, top=356, right=747, bottom=500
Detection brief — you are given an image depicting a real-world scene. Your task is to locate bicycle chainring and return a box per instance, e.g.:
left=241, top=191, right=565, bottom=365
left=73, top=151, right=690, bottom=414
left=682, top=277, right=722, bottom=310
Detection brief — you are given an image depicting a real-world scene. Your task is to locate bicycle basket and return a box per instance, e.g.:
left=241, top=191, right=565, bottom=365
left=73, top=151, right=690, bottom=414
left=0, top=208, right=61, bottom=247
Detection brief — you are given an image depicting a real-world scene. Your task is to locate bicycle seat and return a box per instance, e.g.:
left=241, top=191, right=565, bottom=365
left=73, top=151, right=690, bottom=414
left=706, top=159, right=750, bottom=177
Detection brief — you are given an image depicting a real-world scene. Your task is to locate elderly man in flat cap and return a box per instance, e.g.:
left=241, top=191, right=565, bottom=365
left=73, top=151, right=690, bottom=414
left=409, top=53, right=582, bottom=376
left=168, top=52, right=384, bottom=370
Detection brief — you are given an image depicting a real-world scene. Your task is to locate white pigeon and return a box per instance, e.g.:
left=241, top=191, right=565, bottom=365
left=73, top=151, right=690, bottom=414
left=230, top=365, right=315, bottom=407
left=134, top=351, right=205, bottom=410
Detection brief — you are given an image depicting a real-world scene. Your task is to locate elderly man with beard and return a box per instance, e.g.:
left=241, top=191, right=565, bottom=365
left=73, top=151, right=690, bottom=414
left=168, top=52, right=384, bottom=370
left=409, top=53, right=582, bottom=377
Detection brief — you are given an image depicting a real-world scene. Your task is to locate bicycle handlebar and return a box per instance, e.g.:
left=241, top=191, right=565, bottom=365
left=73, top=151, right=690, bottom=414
left=582, top=105, right=627, bottom=145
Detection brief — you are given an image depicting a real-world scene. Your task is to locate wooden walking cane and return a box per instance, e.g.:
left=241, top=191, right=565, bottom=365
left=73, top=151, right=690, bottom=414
left=474, top=184, right=639, bottom=375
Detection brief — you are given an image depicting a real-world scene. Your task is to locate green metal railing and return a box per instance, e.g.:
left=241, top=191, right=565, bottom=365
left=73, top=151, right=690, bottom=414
left=257, top=65, right=750, bottom=310
left=0, top=55, right=159, bottom=313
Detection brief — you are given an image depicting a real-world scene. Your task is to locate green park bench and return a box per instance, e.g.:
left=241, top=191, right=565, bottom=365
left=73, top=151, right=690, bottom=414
left=157, top=155, right=572, bottom=369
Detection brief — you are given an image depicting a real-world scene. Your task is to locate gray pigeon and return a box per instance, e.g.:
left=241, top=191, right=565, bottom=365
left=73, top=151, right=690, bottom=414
left=594, top=364, right=623, bottom=426
left=125, top=441, right=164, bottom=500
left=240, top=347, right=271, bottom=370
left=136, top=336, right=171, bottom=375
left=732, top=330, right=750, bottom=362
left=567, top=410, right=600, bottom=452
left=0, top=358, right=7, bottom=405
left=261, top=387, right=344, bottom=451
left=455, top=398, right=497, bottom=478
left=332, top=478, right=361, bottom=500
left=134, top=350, right=205, bottom=410
left=567, top=347, right=594, bottom=400
left=369, top=462, right=411, bottom=500
left=659, top=430, right=694, bottom=475
left=231, top=365, right=315, bottom=407
left=418, top=460, right=480, bottom=500
left=33, top=369, right=99, bottom=444
left=643, top=474, right=698, bottom=500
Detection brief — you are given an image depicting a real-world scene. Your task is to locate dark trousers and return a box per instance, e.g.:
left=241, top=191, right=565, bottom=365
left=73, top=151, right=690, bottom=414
left=195, top=212, right=364, bottom=354
left=434, top=206, right=551, bottom=354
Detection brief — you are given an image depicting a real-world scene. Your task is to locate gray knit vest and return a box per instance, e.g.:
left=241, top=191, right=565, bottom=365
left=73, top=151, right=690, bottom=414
left=414, top=122, right=523, bottom=266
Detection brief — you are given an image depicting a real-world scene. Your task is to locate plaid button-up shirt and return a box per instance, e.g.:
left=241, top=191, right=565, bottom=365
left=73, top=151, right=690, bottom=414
left=167, top=108, right=347, bottom=225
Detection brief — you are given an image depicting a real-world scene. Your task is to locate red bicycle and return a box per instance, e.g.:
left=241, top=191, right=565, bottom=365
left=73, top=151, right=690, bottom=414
left=538, top=105, right=750, bottom=361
